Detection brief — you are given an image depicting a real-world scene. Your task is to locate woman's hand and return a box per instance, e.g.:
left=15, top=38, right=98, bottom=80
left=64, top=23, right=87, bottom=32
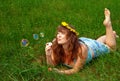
left=45, top=42, right=52, bottom=55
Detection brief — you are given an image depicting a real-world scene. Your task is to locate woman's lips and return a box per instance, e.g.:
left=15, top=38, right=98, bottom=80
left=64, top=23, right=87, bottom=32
left=57, top=39, right=61, bottom=41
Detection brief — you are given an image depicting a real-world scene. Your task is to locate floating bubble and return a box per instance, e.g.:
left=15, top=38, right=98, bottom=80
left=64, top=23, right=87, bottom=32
left=33, top=34, right=39, bottom=40
left=40, top=32, right=44, bottom=37
left=21, top=39, right=29, bottom=47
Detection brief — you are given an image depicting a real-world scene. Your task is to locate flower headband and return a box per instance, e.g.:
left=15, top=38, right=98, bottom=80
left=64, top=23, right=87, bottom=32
left=61, top=22, right=79, bottom=36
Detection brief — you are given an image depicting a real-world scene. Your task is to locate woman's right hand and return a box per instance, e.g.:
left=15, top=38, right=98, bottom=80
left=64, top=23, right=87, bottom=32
left=45, top=42, right=52, bottom=55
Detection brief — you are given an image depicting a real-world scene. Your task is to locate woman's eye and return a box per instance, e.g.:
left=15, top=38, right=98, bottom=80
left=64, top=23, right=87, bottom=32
left=57, top=32, right=60, bottom=35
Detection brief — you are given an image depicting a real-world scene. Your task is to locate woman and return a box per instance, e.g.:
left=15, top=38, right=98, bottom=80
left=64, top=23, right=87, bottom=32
left=45, top=8, right=117, bottom=75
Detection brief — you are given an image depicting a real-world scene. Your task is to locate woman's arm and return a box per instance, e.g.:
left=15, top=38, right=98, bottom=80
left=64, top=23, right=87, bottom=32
left=46, top=53, right=55, bottom=66
left=52, top=44, right=88, bottom=75
left=54, top=56, right=86, bottom=75
left=45, top=42, right=56, bottom=66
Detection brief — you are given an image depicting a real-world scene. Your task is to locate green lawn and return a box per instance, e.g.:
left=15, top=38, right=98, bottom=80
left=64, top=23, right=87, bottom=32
left=0, top=0, right=120, bottom=81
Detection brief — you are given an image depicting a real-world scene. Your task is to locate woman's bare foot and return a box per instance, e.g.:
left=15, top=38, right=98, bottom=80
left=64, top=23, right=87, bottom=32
left=103, top=8, right=112, bottom=27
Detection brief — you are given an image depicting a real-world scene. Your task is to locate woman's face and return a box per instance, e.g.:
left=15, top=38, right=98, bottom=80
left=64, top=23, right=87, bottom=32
left=57, top=30, right=68, bottom=45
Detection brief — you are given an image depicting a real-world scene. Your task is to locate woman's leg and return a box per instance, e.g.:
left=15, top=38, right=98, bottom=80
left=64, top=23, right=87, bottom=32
left=97, top=8, right=116, bottom=50
left=97, top=31, right=118, bottom=43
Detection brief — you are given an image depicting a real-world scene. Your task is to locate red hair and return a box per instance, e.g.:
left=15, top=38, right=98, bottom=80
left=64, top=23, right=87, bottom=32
left=52, top=25, right=82, bottom=65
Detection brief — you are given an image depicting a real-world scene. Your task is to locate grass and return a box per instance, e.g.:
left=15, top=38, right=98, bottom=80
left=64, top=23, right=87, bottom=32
left=0, top=0, right=120, bottom=81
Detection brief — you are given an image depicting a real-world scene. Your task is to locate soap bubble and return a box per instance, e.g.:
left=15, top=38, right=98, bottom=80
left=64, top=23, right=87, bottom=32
left=40, top=32, right=44, bottom=37
left=21, top=39, right=29, bottom=47
left=33, top=34, right=39, bottom=40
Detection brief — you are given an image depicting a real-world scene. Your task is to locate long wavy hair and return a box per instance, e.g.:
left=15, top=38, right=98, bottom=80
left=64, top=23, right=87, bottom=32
left=52, top=25, right=82, bottom=65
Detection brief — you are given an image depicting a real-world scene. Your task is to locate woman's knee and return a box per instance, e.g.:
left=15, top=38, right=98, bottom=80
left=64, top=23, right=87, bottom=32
left=107, top=43, right=116, bottom=51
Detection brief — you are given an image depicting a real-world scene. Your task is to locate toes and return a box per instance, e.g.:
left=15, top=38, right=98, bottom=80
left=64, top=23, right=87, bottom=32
left=104, top=8, right=110, bottom=16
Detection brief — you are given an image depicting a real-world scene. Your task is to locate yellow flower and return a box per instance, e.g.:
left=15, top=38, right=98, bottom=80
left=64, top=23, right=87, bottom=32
left=61, top=22, right=68, bottom=26
left=61, top=21, right=79, bottom=36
